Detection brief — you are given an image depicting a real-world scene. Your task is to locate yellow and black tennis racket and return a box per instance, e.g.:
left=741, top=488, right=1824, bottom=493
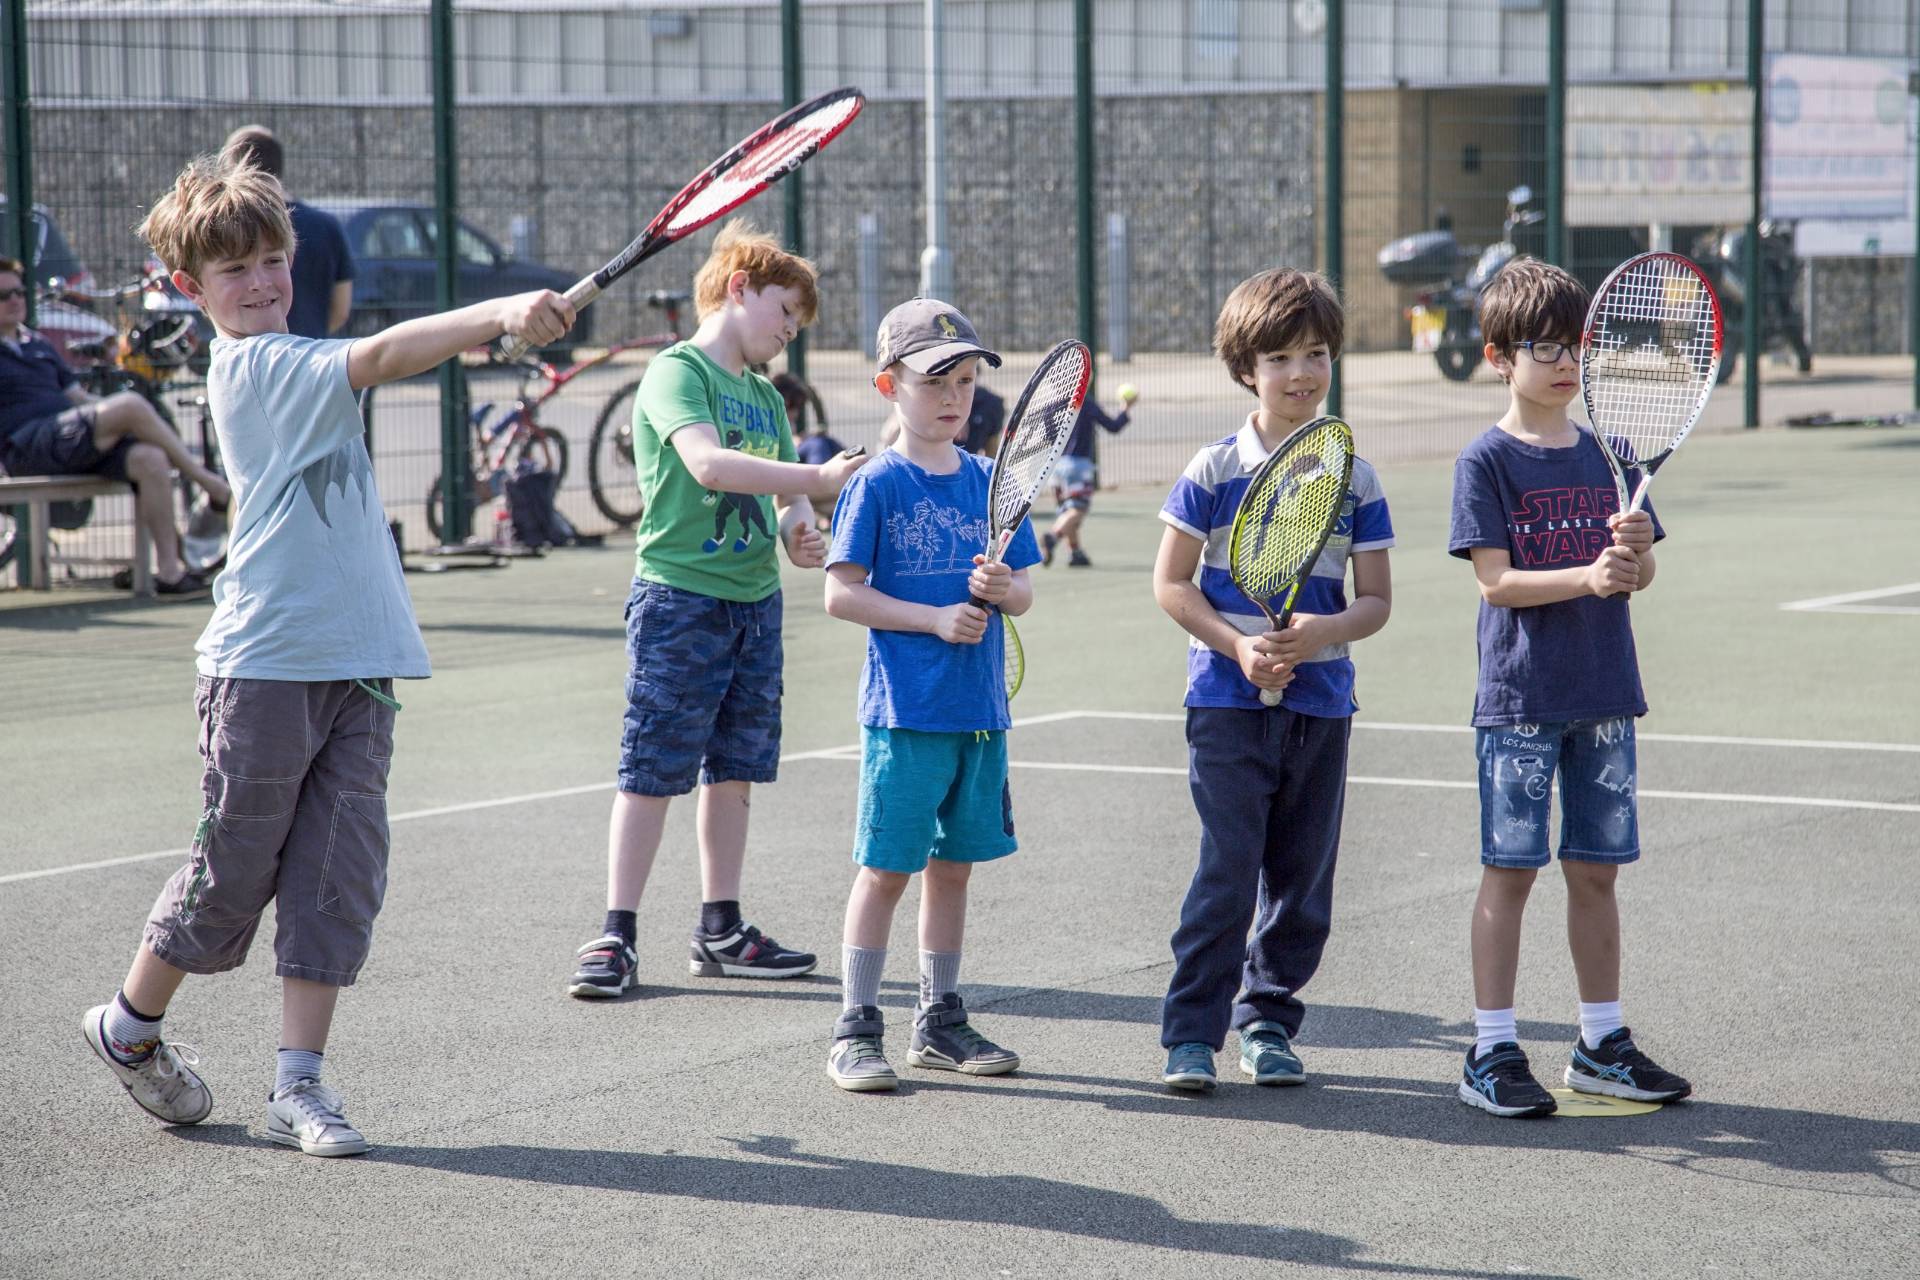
left=1226, top=416, right=1354, bottom=707
left=1002, top=614, right=1025, bottom=702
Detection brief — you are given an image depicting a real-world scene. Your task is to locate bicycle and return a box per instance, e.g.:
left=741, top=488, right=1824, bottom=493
left=423, top=288, right=690, bottom=543
left=586, top=289, right=690, bottom=527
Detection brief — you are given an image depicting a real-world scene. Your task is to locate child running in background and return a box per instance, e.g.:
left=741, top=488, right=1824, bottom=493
left=820, top=298, right=1038, bottom=1092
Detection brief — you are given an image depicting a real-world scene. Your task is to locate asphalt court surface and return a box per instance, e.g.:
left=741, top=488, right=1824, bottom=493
left=2, top=427, right=1916, bottom=1278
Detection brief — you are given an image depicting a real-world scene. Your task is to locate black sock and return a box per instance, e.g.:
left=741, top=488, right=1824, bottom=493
left=603, top=909, right=637, bottom=947
left=699, top=899, right=741, bottom=936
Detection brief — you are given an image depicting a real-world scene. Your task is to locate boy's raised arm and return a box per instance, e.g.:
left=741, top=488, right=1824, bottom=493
left=346, top=291, right=574, bottom=391
left=675, top=425, right=867, bottom=497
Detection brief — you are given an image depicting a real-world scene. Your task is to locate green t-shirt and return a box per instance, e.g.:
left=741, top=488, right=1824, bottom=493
left=631, top=342, right=797, bottom=602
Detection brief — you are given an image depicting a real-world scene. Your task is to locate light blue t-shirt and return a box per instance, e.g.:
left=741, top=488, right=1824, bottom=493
left=195, top=334, right=430, bottom=681
left=826, top=446, right=1040, bottom=733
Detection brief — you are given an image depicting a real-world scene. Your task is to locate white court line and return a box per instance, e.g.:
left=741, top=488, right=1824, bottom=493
left=997, top=759, right=1920, bottom=814
left=1052, top=710, right=1920, bottom=755
left=1780, top=583, right=1920, bottom=615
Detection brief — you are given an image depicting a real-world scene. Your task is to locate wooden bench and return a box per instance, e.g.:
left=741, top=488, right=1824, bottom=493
left=1, top=474, right=154, bottom=597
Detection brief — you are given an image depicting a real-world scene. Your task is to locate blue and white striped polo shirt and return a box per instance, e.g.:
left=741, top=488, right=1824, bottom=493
left=1160, top=416, right=1395, bottom=716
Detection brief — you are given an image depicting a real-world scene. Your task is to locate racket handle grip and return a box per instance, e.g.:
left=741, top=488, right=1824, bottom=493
left=496, top=278, right=603, bottom=363
left=969, top=595, right=992, bottom=611
left=1259, top=688, right=1283, bottom=707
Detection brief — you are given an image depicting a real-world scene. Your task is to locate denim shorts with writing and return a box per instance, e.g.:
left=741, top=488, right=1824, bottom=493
left=617, top=578, right=782, bottom=796
left=1476, top=717, right=1640, bottom=869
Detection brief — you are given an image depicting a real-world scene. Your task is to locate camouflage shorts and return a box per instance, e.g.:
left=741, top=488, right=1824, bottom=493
left=617, top=578, right=783, bottom=796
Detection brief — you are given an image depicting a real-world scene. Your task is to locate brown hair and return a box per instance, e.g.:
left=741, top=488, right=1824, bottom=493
left=692, top=219, right=818, bottom=325
left=1213, top=268, right=1345, bottom=392
left=1477, top=256, right=1588, bottom=358
left=221, top=124, right=285, bottom=180
left=138, top=154, right=293, bottom=281
left=0, top=256, right=23, bottom=281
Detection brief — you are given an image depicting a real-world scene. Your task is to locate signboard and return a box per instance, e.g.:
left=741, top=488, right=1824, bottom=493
left=1766, top=53, right=1912, bottom=222
left=1567, top=84, right=1751, bottom=228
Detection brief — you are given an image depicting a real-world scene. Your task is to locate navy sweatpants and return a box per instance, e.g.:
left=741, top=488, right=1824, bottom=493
left=1160, top=706, right=1351, bottom=1050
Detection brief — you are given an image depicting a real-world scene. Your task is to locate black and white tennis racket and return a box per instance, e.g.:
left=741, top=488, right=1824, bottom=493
left=1226, top=417, right=1355, bottom=707
left=498, top=86, right=865, bottom=360
left=1580, top=251, right=1722, bottom=514
left=972, top=339, right=1092, bottom=606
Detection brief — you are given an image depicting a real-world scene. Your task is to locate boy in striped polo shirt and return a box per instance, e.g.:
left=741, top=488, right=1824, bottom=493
left=1151, top=268, right=1394, bottom=1093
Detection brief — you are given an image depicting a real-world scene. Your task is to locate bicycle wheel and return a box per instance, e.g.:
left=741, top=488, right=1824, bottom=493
left=588, top=377, right=646, bottom=526
left=510, top=423, right=569, bottom=484
left=425, top=471, right=489, bottom=544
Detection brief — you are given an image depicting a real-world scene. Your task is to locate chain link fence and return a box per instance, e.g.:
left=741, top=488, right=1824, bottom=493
left=5, top=0, right=1916, bottom=592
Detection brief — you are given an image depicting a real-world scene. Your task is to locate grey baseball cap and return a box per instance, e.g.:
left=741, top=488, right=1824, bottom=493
left=874, top=298, right=1002, bottom=375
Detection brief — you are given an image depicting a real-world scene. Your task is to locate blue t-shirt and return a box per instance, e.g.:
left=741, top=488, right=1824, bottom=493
left=0, top=331, right=78, bottom=441
left=196, top=333, right=430, bottom=681
left=1161, top=417, right=1394, bottom=716
left=286, top=201, right=356, bottom=339
left=1064, top=400, right=1128, bottom=460
left=795, top=431, right=846, bottom=465
left=827, top=446, right=1041, bottom=733
left=1447, top=425, right=1664, bottom=727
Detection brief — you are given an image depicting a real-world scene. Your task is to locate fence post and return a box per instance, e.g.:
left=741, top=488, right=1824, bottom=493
left=858, top=213, right=883, bottom=361
left=919, top=0, right=951, bottom=300
left=1911, top=74, right=1920, bottom=408
left=1324, top=0, right=1343, bottom=416
left=1107, top=212, right=1130, bottom=363
left=781, top=0, right=807, bottom=380
left=1545, top=0, right=1566, bottom=267
left=431, top=0, right=469, bottom=542
left=1745, top=1, right=1763, bottom=428
left=1073, top=0, right=1097, bottom=365
left=3, top=0, right=34, bottom=327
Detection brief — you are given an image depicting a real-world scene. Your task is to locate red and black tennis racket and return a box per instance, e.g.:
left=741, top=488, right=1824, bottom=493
left=499, top=86, right=865, bottom=360
left=1580, top=250, right=1723, bottom=514
left=971, top=339, right=1093, bottom=606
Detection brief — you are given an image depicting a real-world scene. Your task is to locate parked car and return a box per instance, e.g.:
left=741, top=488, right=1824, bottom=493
left=308, top=200, right=592, bottom=358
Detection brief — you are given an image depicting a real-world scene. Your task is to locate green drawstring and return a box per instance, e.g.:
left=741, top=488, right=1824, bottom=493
left=354, top=679, right=402, bottom=711
left=975, top=730, right=989, bottom=744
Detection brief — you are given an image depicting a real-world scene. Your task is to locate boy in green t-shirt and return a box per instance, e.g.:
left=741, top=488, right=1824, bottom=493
left=568, top=221, right=869, bottom=999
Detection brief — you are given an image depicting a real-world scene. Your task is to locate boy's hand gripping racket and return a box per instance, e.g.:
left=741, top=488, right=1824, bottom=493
left=1580, top=250, right=1722, bottom=516
left=972, top=339, right=1091, bottom=700
left=498, top=86, right=865, bottom=361
left=1227, top=416, right=1355, bottom=706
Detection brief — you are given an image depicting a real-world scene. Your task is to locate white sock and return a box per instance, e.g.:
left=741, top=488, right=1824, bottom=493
left=275, top=1048, right=324, bottom=1096
left=1474, top=1007, right=1518, bottom=1057
left=841, top=945, right=886, bottom=1012
left=1579, top=1001, right=1624, bottom=1048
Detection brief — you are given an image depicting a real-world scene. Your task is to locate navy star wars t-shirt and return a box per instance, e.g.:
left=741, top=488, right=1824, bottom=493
left=1448, top=425, right=1663, bottom=728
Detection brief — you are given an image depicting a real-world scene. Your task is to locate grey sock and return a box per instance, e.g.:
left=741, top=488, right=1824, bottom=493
left=841, top=945, right=886, bottom=1012
left=919, top=949, right=962, bottom=1008
left=275, top=1048, right=324, bottom=1097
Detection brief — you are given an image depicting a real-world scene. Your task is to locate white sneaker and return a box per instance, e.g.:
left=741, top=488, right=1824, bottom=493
left=266, top=1080, right=369, bottom=1157
left=82, top=1003, right=213, bottom=1125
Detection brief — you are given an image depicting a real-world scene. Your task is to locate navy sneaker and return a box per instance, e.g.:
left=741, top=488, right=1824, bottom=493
left=1566, top=1027, right=1692, bottom=1102
left=689, top=922, right=817, bottom=978
left=908, top=994, right=1019, bottom=1075
left=568, top=934, right=638, bottom=999
left=1459, top=1041, right=1557, bottom=1117
left=1163, top=1041, right=1217, bottom=1093
left=1238, top=1020, right=1306, bottom=1086
left=1067, top=549, right=1092, bottom=568
left=1040, top=531, right=1057, bottom=567
left=827, top=1006, right=898, bottom=1092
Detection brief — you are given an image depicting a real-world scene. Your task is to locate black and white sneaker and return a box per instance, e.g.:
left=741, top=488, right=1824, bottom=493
left=567, top=934, right=638, bottom=999
left=1566, top=1027, right=1692, bottom=1102
left=689, top=923, right=817, bottom=978
left=1459, top=1041, right=1558, bottom=1117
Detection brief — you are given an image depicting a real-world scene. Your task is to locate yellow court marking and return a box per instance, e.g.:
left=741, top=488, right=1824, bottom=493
left=1549, top=1088, right=1663, bottom=1117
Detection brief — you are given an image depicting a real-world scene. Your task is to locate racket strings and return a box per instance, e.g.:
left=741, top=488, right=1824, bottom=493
left=989, top=347, right=1090, bottom=530
left=1231, top=425, right=1353, bottom=601
left=668, top=96, right=863, bottom=232
left=1584, top=256, right=1718, bottom=458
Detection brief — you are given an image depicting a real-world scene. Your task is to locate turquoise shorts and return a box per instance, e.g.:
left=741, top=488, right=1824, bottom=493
left=853, top=726, right=1017, bottom=873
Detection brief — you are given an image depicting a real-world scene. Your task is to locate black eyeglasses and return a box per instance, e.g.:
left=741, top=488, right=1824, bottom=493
left=1516, top=340, right=1579, bottom=363
left=0, top=287, right=26, bottom=301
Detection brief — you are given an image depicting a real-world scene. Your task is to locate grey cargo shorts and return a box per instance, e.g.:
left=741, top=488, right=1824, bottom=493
left=144, top=676, right=398, bottom=986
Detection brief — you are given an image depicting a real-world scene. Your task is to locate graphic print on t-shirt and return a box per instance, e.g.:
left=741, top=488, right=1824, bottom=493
left=885, top=497, right=991, bottom=576
left=698, top=390, right=784, bottom=555
left=299, top=445, right=373, bottom=529
left=1507, top=485, right=1620, bottom=568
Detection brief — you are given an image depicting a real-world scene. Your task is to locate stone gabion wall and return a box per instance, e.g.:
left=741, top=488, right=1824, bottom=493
left=30, top=93, right=1316, bottom=354
left=1808, top=258, right=1910, bottom=357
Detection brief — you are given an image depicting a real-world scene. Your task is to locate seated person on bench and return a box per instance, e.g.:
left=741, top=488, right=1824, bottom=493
left=0, top=257, right=230, bottom=593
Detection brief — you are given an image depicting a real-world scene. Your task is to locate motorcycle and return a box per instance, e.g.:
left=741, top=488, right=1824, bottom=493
left=1690, top=222, right=1812, bottom=384
left=1378, top=186, right=1544, bottom=382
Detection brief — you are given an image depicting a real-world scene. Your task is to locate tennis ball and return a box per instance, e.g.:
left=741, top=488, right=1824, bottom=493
left=1117, top=382, right=1139, bottom=404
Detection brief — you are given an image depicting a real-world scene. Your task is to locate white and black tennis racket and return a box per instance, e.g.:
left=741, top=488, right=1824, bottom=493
left=1227, top=417, right=1355, bottom=706
left=499, top=86, right=865, bottom=360
left=1580, top=251, right=1723, bottom=514
left=973, top=339, right=1092, bottom=606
